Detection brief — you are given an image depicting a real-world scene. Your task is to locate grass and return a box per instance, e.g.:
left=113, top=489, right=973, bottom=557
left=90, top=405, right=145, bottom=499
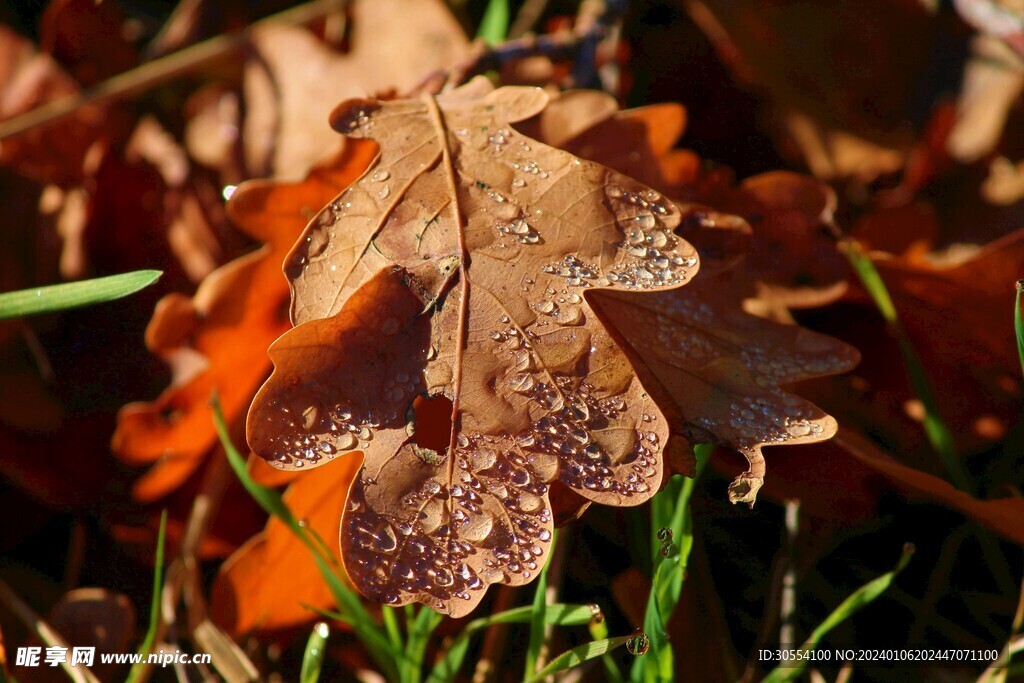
left=843, top=240, right=972, bottom=493
left=124, top=510, right=167, bottom=683
left=761, top=543, right=915, bottom=682
left=0, top=271, right=161, bottom=320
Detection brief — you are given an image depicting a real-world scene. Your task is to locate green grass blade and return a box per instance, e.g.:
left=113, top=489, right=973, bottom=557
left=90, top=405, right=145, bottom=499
left=525, top=636, right=634, bottom=683
left=588, top=612, right=627, bottom=683
left=1015, top=281, right=1024, bottom=377
left=844, top=242, right=972, bottom=493
left=476, top=0, right=509, bottom=45
left=214, top=395, right=300, bottom=526
left=405, top=607, right=443, bottom=683
left=523, top=562, right=549, bottom=679
left=382, top=606, right=404, bottom=651
left=524, top=530, right=558, bottom=679
left=300, top=623, right=329, bottom=683
left=0, top=270, right=161, bottom=320
left=211, top=395, right=402, bottom=680
left=427, top=636, right=471, bottom=683
left=632, top=444, right=711, bottom=682
left=428, top=604, right=597, bottom=683
left=125, top=510, right=167, bottom=683
left=762, top=544, right=915, bottom=683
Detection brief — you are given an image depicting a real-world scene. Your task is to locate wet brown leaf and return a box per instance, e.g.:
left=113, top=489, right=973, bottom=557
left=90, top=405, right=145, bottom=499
left=247, top=78, right=702, bottom=616
left=530, top=93, right=851, bottom=307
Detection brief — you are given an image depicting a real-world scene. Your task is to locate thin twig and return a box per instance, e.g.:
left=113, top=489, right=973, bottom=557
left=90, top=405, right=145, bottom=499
left=145, top=0, right=208, bottom=59
left=0, top=576, right=102, bottom=683
left=471, top=585, right=518, bottom=683
left=537, top=525, right=573, bottom=671
left=779, top=500, right=800, bottom=647
left=409, top=0, right=627, bottom=95
left=508, top=0, right=551, bottom=39
left=0, top=0, right=347, bottom=143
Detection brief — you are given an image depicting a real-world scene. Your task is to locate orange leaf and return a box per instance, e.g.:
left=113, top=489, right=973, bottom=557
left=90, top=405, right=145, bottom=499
left=113, top=140, right=376, bottom=502
left=248, top=78, right=703, bottom=616
left=211, top=455, right=362, bottom=635
left=810, top=230, right=1024, bottom=468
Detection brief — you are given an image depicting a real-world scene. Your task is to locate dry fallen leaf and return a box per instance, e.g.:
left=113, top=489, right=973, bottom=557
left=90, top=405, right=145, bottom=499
left=43, top=588, right=135, bottom=683
left=247, top=78, right=702, bottom=616
left=113, top=140, right=376, bottom=502
left=243, top=0, right=469, bottom=179
left=211, top=455, right=362, bottom=635
left=39, top=0, right=137, bottom=87
left=0, top=24, right=107, bottom=186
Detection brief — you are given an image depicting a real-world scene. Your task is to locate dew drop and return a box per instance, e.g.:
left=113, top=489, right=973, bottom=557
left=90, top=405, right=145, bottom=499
left=474, top=447, right=498, bottom=470
left=635, top=214, right=656, bottom=230
left=369, top=522, right=398, bottom=553
left=553, top=306, right=582, bottom=326
left=786, top=422, right=812, bottom=437
left=626, top=630, right=650, bottom=656
left=508, top=373, right=535, bottom=394
left=518, top=490, right=543, bottom=513
left=433, top=568, right=454, bottom=587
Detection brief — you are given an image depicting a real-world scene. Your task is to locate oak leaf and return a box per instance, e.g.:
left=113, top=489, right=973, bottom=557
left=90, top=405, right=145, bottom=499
left=113, top=141, right=376, bottom=501
left=247, top=78, right=701, bottom=616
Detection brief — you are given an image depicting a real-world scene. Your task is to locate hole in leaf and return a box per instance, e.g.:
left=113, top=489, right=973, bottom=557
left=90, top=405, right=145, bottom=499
left=409, top=394, right=454, bottom=456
